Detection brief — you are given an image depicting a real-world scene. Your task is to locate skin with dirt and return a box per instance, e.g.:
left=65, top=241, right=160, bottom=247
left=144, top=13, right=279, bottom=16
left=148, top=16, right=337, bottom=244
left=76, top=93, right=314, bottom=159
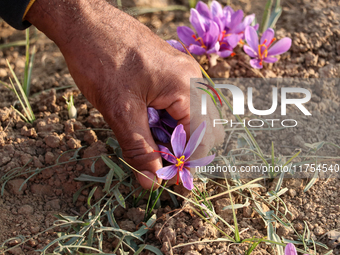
left=0, top=0, right=340, bottom=254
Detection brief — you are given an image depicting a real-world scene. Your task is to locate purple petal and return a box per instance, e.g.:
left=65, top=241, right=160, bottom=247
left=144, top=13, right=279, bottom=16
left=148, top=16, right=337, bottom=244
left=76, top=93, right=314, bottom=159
left=190, top=9, right=206, bottom=36
left=243, top=14, right=255, bottom=27
left=264, top=56, right=278, bottom=63
left=195, top=1, right=212, bottom=19
left=232, top=22, right=246, bottom=34
left=218, top=49, right=233, bottom=58
left=229, top=10, right=244, bottom=28
left=156, top=165, right=178, bottom=180
left=157, top=145, right=177, bottom=164
left=188, top=44, right=206, bottom=55
left=206, top=42, right=220, bottom=54
left=203, top=21, right=219, bottom=48
left=152, top=128, right=170, bottom=143
left=225, top=34, right=240, bottom=48
left=166, top=40, right=186, bottom=53
left=160, top=110, right=177, bottom=128
left=213, top=16, right=224, bottom=32
left=260, top=28, right=275, bottom=46
left=253, top=23, right=259, bottom=31
left=211, top=1, right=223, bottom=17
left=147, top=107, right=160, bottom=127
left=171, top=124, right=186, bottom=158
left=250, top=59, right=263, bottom=69
left=243, top=45, right=258, bottom=58
left=183, top=121, right=206, bottom=159
left=284, top=243, right=297, bottom=255
left=184, top=154, right=215, bottom=168
left=245, top=26, right=259, bottom=52
left=267, top=37, right=292, bottom=56
left=223, top=6, right=234, bottom=15
left=223, top=6, right=234, bottom=27
left=177, top=26, right=197, bottom=46
left=179, top=168, right=193, bottom=190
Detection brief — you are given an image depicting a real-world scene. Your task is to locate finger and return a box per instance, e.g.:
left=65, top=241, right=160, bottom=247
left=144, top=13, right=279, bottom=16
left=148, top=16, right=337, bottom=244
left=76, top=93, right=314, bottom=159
left=104, top=98, right=163, bottom=190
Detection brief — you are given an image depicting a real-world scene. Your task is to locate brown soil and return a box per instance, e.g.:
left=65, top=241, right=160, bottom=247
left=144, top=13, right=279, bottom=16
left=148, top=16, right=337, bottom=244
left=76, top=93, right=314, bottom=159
left=1, top=0, right=340, bottom=254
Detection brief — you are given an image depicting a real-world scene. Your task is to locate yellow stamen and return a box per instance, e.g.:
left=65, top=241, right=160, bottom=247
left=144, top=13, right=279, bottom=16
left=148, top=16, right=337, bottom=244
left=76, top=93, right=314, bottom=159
left=192, top=35, right=207, bottom=49
left=176, top=155, right=185, bottom=167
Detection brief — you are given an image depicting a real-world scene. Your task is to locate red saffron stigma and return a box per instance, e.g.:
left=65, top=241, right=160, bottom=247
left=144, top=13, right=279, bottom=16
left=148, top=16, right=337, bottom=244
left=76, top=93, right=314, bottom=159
left=153, top=150, right=176, bottom=159
left=231, top=52, right=236, bottom=57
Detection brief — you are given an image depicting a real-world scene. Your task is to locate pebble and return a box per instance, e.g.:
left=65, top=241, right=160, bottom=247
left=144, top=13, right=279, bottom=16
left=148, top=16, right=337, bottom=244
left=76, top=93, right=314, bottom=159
left=18, top=205, right=34, bottom=215
left=7, top=179, right=27, bottom=195
left=44, top=134, right=61, bottom=148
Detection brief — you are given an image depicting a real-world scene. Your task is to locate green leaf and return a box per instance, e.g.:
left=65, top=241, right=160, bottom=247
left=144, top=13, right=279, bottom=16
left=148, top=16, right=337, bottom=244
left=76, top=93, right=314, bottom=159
left=103, top=169, right=115, bottom=193
left=87, top=186, right=97, bottom=207
left=106, top=137, right=120, bottom=151
left=304, top=168, right=319, bottom=192
left=101, top=155, right=126, bottom=181
left=113, top=186, right=126, bottom=208
left=260, top=0, right=273, bottom=33
left=140, top=244, right=163, bottom=255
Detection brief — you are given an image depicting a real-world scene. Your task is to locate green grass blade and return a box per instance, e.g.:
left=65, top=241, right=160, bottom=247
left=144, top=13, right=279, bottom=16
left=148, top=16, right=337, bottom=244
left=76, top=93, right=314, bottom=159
left=260, top=0, right=273, bottom=33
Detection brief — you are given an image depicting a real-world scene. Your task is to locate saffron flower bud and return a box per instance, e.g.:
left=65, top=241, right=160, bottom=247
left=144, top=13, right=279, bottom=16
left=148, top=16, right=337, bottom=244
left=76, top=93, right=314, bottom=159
left=147, top=107, right=177, bottom=143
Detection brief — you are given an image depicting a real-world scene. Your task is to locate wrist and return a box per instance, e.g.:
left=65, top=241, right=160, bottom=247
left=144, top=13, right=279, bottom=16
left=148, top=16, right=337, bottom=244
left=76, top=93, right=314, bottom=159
left=25, top=0, right=109, bottom=46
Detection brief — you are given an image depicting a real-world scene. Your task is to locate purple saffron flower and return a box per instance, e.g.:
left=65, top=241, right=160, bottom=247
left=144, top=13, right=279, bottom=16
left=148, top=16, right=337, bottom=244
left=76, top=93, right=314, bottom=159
left=243, top=26, right=292, bottom=69
left=285, top=243, right=298, bottom=255
left=284, top=243, right=308, bottom=255
left=154, top=121, right=215, bottom=190
left=223, top=5, right=257, bottom=39
left=193, top=1, right=256, bottom=57
left=174, top=8, right=220, bottom=56
left=148, top=107, right=177, bottom=143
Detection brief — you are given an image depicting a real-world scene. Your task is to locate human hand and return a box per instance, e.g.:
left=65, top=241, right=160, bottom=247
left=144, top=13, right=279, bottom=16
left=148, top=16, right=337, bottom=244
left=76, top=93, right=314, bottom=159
left=26, top=0, right=224, bottom=189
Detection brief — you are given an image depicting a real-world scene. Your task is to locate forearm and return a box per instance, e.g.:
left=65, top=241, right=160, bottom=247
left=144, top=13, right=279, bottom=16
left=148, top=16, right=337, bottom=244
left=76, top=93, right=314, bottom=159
left=25, top=0, right=141, bottom=108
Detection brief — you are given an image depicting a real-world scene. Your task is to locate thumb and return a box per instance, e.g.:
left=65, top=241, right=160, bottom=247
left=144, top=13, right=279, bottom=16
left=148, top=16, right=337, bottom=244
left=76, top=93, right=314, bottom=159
left=105, top=100, right=162, bottom=190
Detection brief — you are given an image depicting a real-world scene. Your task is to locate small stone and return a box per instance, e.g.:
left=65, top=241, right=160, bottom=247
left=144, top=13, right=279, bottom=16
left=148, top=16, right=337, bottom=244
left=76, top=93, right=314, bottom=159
left=215, top=198, right=235, bottom=222
left=8, top=247, right=24, bottom=255
left=119, top=220, right=136, bottom=232
left=126, top=207, right=145, bottom=225
left=18, top=205, right=34, bottom=215
left=277, top=226, right=292, bottom=236
left=44, top=134, right=61, bottom=148
left=31, top=184, right=54, bottom=196
left=45, top=152, right=55, bottom=165
left=87, top=109, right=106, bottom=128
left=161, top=227, right=176, bottom=245
left=288, top=189, right=297, bottom=197
left=77, top=104, right=88, bottom=115
left=161, top=241, right=171, bottom=255
left=243, top=206, right=254, bottom=218
left=67, top=137, right=82, bottom=149
left=46, top=199, right=61, bottom=210
left=84, top=130, right=98, bottom=144
left=184, top=251, right=201, bottom=255
left=314, top=226, right=326, bottom=236
left=192, top=218, right=203, bottom=230
left=21, top=126, right=37, bottom=138
left=7, top=179, right=27, bottom=195
left=0, top=107, right=11, bottom=121
left=0, top=68, right=7, bottom=78
left=295, top=222, right=304, bottom=231
left=15, top=58, right=25, bottom=69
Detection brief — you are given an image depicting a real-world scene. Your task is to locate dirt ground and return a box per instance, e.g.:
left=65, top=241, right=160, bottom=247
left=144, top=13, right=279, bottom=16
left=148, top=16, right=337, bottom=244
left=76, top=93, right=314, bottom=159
left=0, top=0, right=340, bottom=254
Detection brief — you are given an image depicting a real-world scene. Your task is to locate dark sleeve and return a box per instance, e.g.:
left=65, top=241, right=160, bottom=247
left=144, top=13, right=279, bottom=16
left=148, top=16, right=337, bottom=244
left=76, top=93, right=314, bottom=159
left=0, top=0, right=32, bottom=30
